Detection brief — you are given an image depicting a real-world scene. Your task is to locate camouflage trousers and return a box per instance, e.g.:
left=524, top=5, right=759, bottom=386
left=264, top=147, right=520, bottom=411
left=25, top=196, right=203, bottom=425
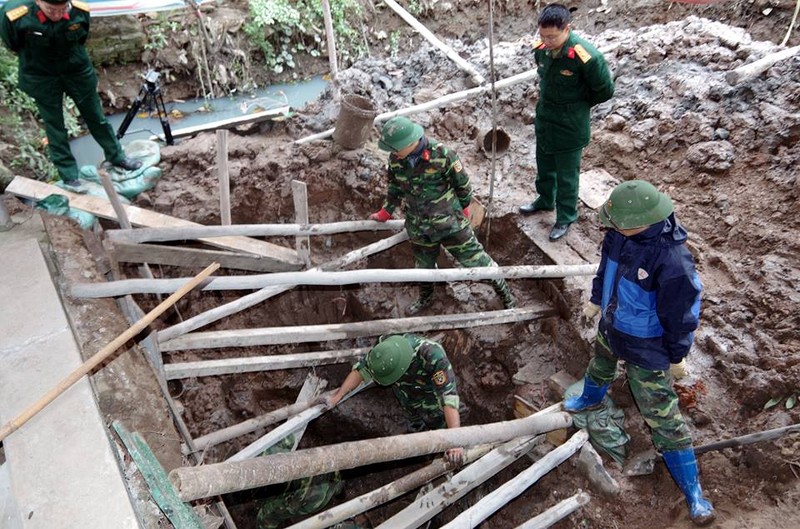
left=410, top=227, right=513, bottom=304
left=585, top=331, right=692, bottom=452
left=394, top=389, right=447, bottom=432
left=257, top=472, right=343, bottom=529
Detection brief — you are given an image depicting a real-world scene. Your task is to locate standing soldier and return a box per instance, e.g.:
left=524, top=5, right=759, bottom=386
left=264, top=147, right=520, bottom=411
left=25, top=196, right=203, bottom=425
left=567, top=181, right=714, bottom=526
left=369, top=116, right=515, bottom=314
left=0, top=0, right=142, bottom=192
left=519, top=3, right=614, bottom=241
left=323, top=334, right=465, bottom=466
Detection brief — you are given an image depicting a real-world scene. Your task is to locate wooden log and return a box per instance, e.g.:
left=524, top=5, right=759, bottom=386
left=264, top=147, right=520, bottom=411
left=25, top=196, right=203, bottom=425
left=378, top=403, right=561, bottom=529
left=292, top=180, right=311, bottom=266
left=150, top=106, right=291, bottom=142
left=295, top=68, right=538, bottom=144
left=169, top=411, right=573, bottom=501
left=217, top=130, right=231, bottom=226
left=5, top=176, right=302, bottom=264
left=286, top=374, right=325, bottom=451
left=165, top=347, right=369, bottom=379
left=514, top=491, right=591, bottom=529
left=440, top=430, right=590, bottom=529
left=0, top=263, right=220, bottom=443
left=726, top=44, right=800, bottom=85
left=383, top=0, right=484, bottom=85
left=320, top=0, right=339, bottom=89
left=72, top=263, right=598, bottom=298
left=156, top=231, right=409, bottom=342
left=112, top=242, right=295, bottom=273
left=106, top=219, right=406, bottom=244
left=286, top=444, right=495, bottom=529
left=159, top=306, right=554, bottom=352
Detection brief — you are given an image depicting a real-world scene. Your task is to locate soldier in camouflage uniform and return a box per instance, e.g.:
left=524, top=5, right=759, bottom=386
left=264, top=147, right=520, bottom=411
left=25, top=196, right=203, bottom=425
left=565, top=181, right=714, bottom=526
left=324, top=334, right=465, bottom=465
left=256, top=434, right=344, bottom=529
left=0, top=0, right=141, bottom=192
left=369, top=116, right=515, bottom=314
left=518, top=3, right=614, bottom=242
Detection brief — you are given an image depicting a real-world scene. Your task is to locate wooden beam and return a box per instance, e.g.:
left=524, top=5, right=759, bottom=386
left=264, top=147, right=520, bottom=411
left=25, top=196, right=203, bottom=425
left=169, top=412, right=573, bottom=501
left=320, top=0, right=339, bottom=90
left=726, top=44, right=800, bottom=85
left=291, top=180, right=311, bottom=266
left=112, top=242, right=298, bottom=273
left=150, top=106, right=291, bottom=142
left=514, top=492, right=591, bottom=529
left=156, top=231, right=409, bottom=342
left=5, top=176, right=302, bottom=265
left=159, top=306, right=554, bottom=352
left=72, top=264, right=598, bottom=298
left=440, top=430, right=590, bottom=529
left=164, top=347, right=369, bottom=379
left=217, top=130, right=231, bottom=226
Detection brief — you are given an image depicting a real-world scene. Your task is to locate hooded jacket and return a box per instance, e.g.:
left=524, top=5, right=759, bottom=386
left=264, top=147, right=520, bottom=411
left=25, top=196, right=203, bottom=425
left=590, top=214, right=702, bottom=371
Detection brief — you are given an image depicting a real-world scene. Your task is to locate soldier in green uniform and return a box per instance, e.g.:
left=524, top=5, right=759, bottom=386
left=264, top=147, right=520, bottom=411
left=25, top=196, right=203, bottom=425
left=369, top=116, right=515, bottom=314
left=519, top=3, right=614, bottom=241
left=324, top=334, right=465, bottom=466
left=0, top=0, right=141, bottom=191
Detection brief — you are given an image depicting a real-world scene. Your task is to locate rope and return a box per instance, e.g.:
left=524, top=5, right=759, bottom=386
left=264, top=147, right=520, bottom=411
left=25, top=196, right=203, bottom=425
left=484, top=0, right=499, bottom=250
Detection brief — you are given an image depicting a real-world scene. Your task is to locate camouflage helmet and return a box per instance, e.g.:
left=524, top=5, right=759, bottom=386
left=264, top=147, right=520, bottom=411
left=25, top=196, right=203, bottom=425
left=598, top=180, right=674, bottom=230
left=378, top=116, right=423, bottom=152
left=366, top=335, right=414, bottom=385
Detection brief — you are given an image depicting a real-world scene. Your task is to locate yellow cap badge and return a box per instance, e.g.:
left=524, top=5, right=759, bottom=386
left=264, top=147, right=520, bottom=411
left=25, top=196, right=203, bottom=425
left=432, top=370, right=447, bottom=386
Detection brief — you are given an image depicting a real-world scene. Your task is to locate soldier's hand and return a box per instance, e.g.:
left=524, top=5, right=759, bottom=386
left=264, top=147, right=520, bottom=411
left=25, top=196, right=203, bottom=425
left=369, top=208, right=392, bottom=222
left=583, top=302, right=601, bottom=320
left=669, top=359, right=688, bottom=379
left=314, top=394, right=337, bottom=410
left=444, top=447, right=465, bottom=467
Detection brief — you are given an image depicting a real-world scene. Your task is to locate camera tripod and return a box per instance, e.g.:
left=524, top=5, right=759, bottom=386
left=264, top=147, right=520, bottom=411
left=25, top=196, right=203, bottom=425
left=116, top=71, right=174, bottom=145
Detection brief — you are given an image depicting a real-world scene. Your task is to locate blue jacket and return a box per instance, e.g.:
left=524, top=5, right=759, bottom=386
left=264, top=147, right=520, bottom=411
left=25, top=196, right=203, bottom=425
left=591, top=214, right=702, bottom=370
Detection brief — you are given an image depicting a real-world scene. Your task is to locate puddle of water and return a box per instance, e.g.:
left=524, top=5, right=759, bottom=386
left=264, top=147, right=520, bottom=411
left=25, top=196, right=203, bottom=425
left=71, top=75, right=328, bottom=167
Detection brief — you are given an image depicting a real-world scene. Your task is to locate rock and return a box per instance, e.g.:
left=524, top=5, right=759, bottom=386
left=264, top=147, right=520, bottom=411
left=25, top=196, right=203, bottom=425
left=576, top=443, right=621, bottom=497
left=604, top=114, right=627, bottom=132
left=686, top=140, right=736, bottom=172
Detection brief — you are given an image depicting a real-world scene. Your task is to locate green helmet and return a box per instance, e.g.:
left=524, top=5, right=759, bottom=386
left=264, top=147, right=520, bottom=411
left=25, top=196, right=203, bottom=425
left=378, top=117, right=423, bottom=152
left=366, top=335, right=414, bottom=385
left=598, top=180, right=674, bottom=230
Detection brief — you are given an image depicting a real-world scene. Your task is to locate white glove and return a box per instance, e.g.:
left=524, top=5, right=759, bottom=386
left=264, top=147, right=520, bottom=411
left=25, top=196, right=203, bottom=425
left=669, top=359, right=688, bottom=379
left=583, top=302, right=601, bottom=320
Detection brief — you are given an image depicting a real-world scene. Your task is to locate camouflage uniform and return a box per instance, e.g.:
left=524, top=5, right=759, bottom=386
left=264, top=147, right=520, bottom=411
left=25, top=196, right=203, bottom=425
left=257, top=435, right=342, bottom=529
left=356, top=334, right=459, bottom=432
left=381, top=137, right=514, bottom=307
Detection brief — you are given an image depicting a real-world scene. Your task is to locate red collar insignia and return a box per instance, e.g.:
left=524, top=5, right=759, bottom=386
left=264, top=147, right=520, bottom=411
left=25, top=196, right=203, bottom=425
left=421, top=150, right=430, bottom=161
left=567, top=47, right=575, bottom=59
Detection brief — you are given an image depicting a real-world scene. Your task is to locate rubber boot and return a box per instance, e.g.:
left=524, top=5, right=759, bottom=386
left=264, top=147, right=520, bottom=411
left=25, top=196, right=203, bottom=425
left=662, top=448, right=715, bottom=526
left=563, top=375, right=609, bottom=412
left=406, top=286, right=434, bottom=315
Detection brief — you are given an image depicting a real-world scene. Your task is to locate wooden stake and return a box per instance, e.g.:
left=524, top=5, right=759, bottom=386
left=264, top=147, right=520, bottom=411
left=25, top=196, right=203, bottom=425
left=514, top=492, right=590, bottom=529
left=321, top=0, right=339, bottom=95
left=726, top=44, right=800, bottom=85
left=291, top=180, right=311, bottom=266
left=0, top=262, right=220, bottom=443
left=217, top=130, right=231, bottom=226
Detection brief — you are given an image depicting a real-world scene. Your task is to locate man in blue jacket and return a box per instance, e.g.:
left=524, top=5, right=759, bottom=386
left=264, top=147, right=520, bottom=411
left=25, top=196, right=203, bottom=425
left=565, top=180, right=714, bottom=526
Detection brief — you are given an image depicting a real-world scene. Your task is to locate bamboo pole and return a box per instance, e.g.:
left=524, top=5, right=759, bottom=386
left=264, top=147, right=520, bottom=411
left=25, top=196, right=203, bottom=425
left=321, top=0, right=339, bottom=96
left=106, top=220, right=405, bottom=244
left=166, top=346, right=369, bottom=380
left=217, top=130, right=231, bottom=226
left=726, top=44, right=800, bottom=85
left=73, top=263, right=598, bottom=297
left=159, top=306, right=553, bottom=352
left=0, top=262, right=220, bottom=443
left=169, top=411, right=573, bottom=501
left=287, top=445, right=495, bottom=529
left=383, top=0, right=485, bottom=85
left=514, top=492, right=591, bottom=529
left=157, top=231, right=409, bottom=342
left=440, top=430, right=589, bottom=529
left=294, top=68, right=538, bottom=144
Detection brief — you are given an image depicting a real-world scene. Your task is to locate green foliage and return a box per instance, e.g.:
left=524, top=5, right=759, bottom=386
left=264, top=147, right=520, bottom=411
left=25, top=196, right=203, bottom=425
left=388, top=30, right=402, bottom=58
left=764, top=393, right=799, bottom=410
left=144, top=14, right=172, bottom=51
left=244, top=0, right=365, bottom=75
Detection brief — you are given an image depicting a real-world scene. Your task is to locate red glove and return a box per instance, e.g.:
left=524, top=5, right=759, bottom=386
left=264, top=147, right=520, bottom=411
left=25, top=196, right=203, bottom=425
left=369, top=208, right=392, bottom=222
left=463, top=206, right=471, bottom=218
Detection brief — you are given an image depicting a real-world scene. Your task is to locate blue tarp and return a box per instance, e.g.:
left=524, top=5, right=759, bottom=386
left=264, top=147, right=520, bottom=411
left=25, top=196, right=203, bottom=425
left=0, top=0, right=214, bottom=17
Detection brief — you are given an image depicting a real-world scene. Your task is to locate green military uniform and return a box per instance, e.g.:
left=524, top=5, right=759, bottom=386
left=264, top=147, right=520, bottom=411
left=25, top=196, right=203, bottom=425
left=356, top=334, right=460, bottom=432
left=532, top=31, right=614, bottom=224
left=0, top=0, right=128, bottom=183
left=382, top=137, right=514, bottom=308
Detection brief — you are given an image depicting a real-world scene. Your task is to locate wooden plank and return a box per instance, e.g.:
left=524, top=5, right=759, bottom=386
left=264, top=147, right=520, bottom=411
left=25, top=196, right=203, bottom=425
left=6, top=176, right=301, bottom=265
left=150, top=106, right=291, bottom=141
left=514, top=492, right=590, bottom=529
left=159, top=306, right=555, bottom=351
left=217, top=130, right=231, bottom=226
left=113, top=242, right=298, bottom=273
left=164, top=347, right=368, bottom=379
left=291, top=180, right=311, bottom=266
left=112, top=421, right=204, bottom=529
left=579, top=168, right=620, bottom=210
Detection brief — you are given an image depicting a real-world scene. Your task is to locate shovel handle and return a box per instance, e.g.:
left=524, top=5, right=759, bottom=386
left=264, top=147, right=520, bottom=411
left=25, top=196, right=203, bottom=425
left=695, top=423, right=800, bottom=455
